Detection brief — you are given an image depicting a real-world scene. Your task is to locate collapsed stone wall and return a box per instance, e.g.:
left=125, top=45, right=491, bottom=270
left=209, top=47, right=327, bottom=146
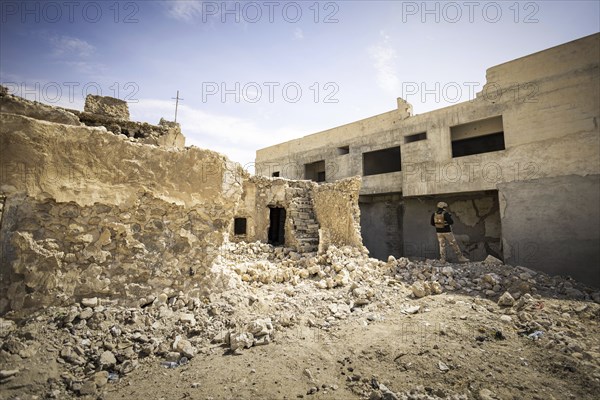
left=0, top=112, right=245, bottom=315
left=0, top=86, right=185, bottom=149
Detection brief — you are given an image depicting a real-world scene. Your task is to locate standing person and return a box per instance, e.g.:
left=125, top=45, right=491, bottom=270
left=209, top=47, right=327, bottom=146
left=430, top=202, right=469, bottom=263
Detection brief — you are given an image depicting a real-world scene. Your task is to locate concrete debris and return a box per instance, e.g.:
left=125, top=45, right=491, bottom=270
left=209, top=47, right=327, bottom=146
left=497, top=291, right=516, bottom=307
left=80, top=297, right=98, bottom=308
left=0, top=318, right=16, bottom=338
left=478, top=388, right=499, bottom=400
left=99, top=351, right=117, bottom=369
left=437, top=361, right=450, bottom=372
left=402, top=305, right=421, bottom=315
left=410, top=280, right=443, bottom=298
left=0, top=239, right=598, bottom=398
left=0, top=369, right=19, bottom=379
left=173, top=337, right=197, bottom=358
left=230, top=332, right=255, bottom=351
left=483, top=255, right=503, bottom=265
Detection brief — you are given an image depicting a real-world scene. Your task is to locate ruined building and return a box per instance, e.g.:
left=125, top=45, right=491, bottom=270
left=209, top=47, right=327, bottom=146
left=256, top=33, right=600, bottom=287
left=0, top=92, right=363, bottom=315
left=1, top=34, right=598, bottom=319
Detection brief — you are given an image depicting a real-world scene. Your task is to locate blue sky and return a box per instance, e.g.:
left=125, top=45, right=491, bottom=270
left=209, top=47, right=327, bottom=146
left=1, top=1, right=599, bottom=169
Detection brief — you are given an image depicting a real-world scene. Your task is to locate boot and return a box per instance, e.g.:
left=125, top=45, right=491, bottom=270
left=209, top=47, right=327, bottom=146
left=458, top=255, right=469, bottom=263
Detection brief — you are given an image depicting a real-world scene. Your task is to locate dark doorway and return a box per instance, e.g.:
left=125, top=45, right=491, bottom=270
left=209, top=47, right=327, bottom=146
left=234, top=218, right=247, bottom=235
left=268, top=207, right=286, bottom=246
left=359, top=194, right=403, bottom=260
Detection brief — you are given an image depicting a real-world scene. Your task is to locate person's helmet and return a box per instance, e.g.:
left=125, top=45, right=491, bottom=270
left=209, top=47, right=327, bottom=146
left=437, top=202, right=448, bottom=209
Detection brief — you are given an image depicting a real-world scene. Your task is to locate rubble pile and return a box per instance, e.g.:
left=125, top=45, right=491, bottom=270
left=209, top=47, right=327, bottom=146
left=1, top=241, right=600, bottom=399
left=213, top=241, right=385, bottom=289
left=390, top=256, right=600, bottom=302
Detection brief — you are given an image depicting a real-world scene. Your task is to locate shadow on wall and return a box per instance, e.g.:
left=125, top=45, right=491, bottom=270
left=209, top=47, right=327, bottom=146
left=399, top=190, right=502, bottom=262
left=359, top=193, right=403, bottom=261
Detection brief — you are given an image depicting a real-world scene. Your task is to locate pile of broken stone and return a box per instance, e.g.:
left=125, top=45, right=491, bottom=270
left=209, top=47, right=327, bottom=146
left=1, top=241, right=599, bottom=398
left=391, top=255, right=600, bottom=303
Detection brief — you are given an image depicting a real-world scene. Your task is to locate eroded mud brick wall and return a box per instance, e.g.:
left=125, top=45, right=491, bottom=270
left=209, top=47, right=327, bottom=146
left=0, top=113, right=244, bottom=314
left=232, top=176, right=364, bottom=252
left=312, top=177, right=363, bottom=249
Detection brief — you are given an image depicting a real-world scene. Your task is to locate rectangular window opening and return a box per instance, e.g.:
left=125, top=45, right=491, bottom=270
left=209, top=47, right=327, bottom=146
left=234, top=218, right=247, bottom=235
left=451, top=116, right=505, bottom=158
left=405, top=132, right=427, bottom=144
left=363, top=147, right=401, bottom=176
left=337, top=146, right=350, bottom=155
left=272, top=171, right=280, bottom=177
left=305, top=160, right=326, bottom=182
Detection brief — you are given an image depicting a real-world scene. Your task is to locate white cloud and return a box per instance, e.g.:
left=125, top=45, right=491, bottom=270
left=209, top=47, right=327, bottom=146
left=128, top=98, right=285, bottom=168
left=61, top=61, right=106, bottom=76
left=294, top=28, right=304, bottom=40
left=165, top=0, right=204, bottom=22
left=368, top=31, right=400, bottom=95
left=49, top=35, right=95, bottom=58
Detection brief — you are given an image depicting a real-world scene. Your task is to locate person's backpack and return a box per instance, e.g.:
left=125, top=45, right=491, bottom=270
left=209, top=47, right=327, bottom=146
left=434, top=212, right=446, bottom=229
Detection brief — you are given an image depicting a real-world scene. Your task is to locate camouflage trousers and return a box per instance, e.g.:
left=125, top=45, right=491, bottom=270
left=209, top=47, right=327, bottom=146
left=436, top=232, right=463, bottom=261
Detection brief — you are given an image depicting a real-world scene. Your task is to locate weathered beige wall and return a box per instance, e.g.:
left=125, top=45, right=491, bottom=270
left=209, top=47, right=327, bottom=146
left=0, top=113, right=245, bottom=314
left=255, top=33, right=600, bottom=285
left=231, top=176, right=364, bottom=252
left=256, top=33, right=600, bottom=198
left=0, top=113, right=234, bottom=208
left=313, top=177, right=363, bottom=249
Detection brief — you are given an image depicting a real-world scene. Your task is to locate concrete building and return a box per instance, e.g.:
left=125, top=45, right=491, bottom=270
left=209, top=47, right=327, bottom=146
left=256, top=33, right=600, bottom=287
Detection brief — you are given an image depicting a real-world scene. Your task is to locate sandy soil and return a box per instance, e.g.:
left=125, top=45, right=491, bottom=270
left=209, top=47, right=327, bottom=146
left=2, top=246, right=599, bottom=400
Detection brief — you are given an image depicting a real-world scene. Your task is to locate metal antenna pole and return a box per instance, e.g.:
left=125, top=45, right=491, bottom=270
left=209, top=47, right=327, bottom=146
left=172, top=90, right=184, bottom=122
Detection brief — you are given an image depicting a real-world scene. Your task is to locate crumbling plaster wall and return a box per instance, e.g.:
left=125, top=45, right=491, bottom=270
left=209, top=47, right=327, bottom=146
left=499, top=175, right=600, bottom=287
left=359, top=194, right=403, bottom=260
left=0, top=112, right=245, bottom=314
left=312, top=177, right=363, bottom=250
left=232, top=176, right=364, bottom=252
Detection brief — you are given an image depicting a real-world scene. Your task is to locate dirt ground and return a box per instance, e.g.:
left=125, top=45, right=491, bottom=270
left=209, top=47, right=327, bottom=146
left=1, top=245, right=600, bottom=400
left=99, top=295, right=600, bottom=400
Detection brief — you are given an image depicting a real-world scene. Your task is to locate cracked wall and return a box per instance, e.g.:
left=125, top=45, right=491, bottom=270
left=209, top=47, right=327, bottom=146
left=499, top=175, right=600, bottom=287
left=232, top=176, right=363, bottom=253
left=0, top=112, right=245, bottom=315
left=0, top=97, right=365, bottom=315
left=402, top=191, right=502, bottom=263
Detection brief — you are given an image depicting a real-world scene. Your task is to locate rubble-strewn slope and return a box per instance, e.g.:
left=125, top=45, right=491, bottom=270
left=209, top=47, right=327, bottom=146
left=1, top=242, right=599, bottom=399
